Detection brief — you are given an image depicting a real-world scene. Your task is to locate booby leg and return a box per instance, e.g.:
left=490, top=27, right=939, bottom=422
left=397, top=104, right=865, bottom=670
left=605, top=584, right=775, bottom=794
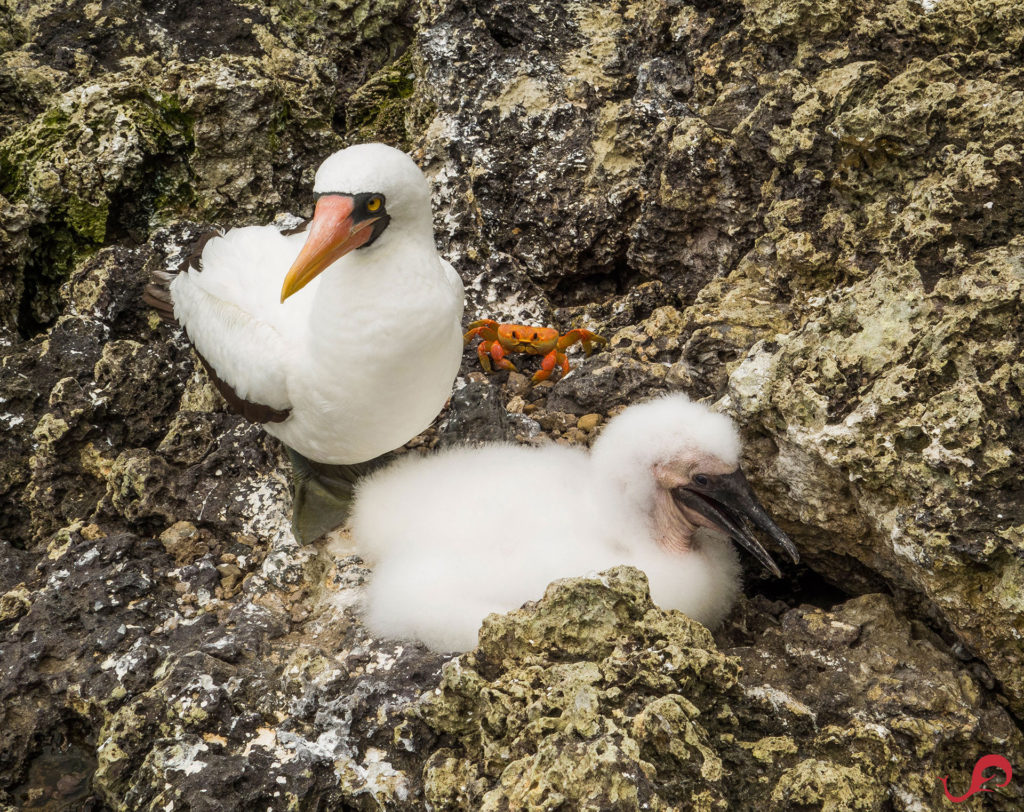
left=286, top=447, right=395, bottom=544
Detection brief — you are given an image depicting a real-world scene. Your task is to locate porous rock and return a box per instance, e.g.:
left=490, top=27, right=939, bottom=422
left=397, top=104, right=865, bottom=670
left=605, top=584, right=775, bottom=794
left=421, top=568, right=1024, bottom=810
left=2, top=0, right=1024, bottom=808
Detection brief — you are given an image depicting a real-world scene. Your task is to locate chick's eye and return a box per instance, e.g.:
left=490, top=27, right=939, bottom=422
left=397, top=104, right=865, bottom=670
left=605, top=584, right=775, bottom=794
left=694, top=474, right=710, bottom=487
left=367, top=196, right=383, bottom=212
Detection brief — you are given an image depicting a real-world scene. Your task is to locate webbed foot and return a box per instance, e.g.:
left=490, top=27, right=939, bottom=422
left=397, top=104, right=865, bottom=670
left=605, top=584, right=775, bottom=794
left=287, top=446, right=394, bottom=544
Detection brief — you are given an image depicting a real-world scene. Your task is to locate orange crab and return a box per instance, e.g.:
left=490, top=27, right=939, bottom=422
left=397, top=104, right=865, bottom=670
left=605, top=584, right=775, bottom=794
left=463, top=319, right=608, bottom=383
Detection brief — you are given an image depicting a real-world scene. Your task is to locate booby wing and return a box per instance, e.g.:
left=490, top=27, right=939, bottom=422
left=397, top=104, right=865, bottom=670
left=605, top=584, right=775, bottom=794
left=145, top=225, right=314, bottom=424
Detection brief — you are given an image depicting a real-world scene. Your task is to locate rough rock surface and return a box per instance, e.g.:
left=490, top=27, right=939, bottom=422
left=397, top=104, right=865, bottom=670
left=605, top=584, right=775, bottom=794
left=2, top=0, right=1023, bottom=809
left=423, top=567, right=1023, bottom=810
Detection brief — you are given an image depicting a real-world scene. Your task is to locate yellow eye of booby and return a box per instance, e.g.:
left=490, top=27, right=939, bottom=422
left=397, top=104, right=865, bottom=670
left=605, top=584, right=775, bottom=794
left=367, top=196, right=383, bottom=212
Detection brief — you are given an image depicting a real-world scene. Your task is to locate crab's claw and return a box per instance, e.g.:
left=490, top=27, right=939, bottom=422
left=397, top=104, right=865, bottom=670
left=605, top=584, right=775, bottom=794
left=532, top=350, right=569, bottom=383
left=463, top=319, right=499, bottom=346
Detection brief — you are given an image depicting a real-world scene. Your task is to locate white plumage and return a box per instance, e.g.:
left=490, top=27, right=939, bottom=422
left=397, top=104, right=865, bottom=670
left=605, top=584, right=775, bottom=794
left=165, top=143, right=465, bottom=464
left=350, top=394, right=798, bottom=652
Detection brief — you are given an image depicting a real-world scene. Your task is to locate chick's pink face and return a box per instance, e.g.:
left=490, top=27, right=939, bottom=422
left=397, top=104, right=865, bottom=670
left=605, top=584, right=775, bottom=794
left=649, top=453, right=738, bottom=554
left=653, top=453, right=735, bottom=530
left=652, top=451, right=799, bottom=577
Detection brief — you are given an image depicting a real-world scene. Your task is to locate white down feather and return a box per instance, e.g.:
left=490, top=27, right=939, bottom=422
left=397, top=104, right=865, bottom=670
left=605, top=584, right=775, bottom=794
left=350, top=394, right=745, bottom=651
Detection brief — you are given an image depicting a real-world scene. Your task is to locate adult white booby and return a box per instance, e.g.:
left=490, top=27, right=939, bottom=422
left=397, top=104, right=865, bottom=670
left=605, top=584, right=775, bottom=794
left=349, top=393, right=799, bottom=652
left=145, top=144, right=465, bottom=542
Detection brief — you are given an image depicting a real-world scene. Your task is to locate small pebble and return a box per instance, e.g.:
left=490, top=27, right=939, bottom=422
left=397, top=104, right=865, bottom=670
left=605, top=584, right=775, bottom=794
left=506, top=371, right=530, bottom=395
left=577, top=413, right=601, bottom=432
left=563, top=428, right=589, bottom=445
left=534, top=410, right=577, bottom=432
left=506, top=395, right=527, bottom=414
left=216, top=563, right=243, bottom=580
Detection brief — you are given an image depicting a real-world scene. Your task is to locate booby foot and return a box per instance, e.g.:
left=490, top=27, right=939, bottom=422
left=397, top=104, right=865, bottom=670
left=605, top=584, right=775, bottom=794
left=286, top=447, right=395, bottom=545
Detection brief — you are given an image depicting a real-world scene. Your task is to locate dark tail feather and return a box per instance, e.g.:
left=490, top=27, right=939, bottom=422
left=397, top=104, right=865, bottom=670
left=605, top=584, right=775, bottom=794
left=142, top=230, right=220, bottom=324
left=142, top=270, right=178, bottom=323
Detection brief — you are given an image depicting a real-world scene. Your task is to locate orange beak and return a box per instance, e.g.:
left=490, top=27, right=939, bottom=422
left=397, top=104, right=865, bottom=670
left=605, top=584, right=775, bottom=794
left=280, top=195, right=380, bottom=302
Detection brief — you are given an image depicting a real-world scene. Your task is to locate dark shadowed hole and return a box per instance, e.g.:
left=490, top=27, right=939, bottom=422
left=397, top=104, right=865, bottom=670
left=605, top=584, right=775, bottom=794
left=548, top=246, right=640, bottom=308
left=10, top=717, right=107, bottom=811
left=747, top=561, right=855, bottom=610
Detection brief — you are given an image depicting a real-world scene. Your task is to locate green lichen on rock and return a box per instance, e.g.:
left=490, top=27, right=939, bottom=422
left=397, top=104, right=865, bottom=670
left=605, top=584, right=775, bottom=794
left=421, top=571, right=1024, bottom=810
left=0, top=83, right=193, bottom=331
left=742, top=0, right=847, bottom=43
left=772, top=759, right=882, bottom=811
left=266, top=0, right=414, bottom=58
left=3, top=0, right=1024, bottom=808
left=0, top=0, right=418, bottom=336
left=344, top=49, right=432, bottom=150
left=660, top=0, right=1024, bottom=713
left=725, top=237, right=1024, bottom=708
left=420, top=567, right=741, bottom=810
left=731, top=593, right=1024, bottom=809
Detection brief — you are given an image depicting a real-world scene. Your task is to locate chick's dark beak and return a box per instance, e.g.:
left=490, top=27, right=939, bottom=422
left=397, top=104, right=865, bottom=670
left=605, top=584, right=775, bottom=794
left=672, top=469, right=799, bottom=577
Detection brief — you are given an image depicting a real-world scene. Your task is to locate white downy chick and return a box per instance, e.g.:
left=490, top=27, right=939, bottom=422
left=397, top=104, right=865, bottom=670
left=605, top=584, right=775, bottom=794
left=349, top=393, right=798, bottom=651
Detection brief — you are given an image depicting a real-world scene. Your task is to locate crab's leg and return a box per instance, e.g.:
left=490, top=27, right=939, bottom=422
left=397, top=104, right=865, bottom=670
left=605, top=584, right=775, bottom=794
left=557, top=329, right=608, bottom=355
left=532, top=350, right=563, bottom=383
left=476, top=339, right=494, bottom=372
left=489, top=340, right=518, bottom=372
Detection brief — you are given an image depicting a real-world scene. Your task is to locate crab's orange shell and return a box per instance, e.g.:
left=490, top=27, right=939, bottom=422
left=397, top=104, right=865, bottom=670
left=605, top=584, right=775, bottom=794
left=491, top=323, right=560, bottom=354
